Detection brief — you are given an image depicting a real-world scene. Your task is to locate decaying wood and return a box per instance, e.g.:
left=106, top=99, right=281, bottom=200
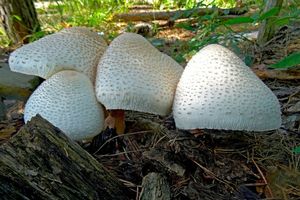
left=139, top=172, right=170, bottom=200
left=143, top=149, right=186, bottom=177
left=257, top=0, right=283, bottom=45
left=113, top=7, right=247, bottom=21
left=0, top=115, right=129, bottom=200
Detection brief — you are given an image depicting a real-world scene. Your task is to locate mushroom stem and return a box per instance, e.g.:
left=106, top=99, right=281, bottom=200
left=105, top=109, right=126, bottom=135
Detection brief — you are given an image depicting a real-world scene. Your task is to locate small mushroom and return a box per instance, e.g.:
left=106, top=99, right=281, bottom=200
left=173, top=44, right=281, bottom=131
left=95, top=33, right=183, bottom=134
left=24, top=70, right=104, bottom=140
left=9, top=27, right=107, bottom=82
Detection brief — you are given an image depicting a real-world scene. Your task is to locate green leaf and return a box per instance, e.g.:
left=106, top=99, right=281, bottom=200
left=273, top=17, right=291, bottom=26
left=258, top=7, right=280, bottom=21
left=11, top=15, right=22, bottom=21
left=270, top=52, right=300, bottom=69
left=251, top=12, right=260, bottom=21
left=292, top=146, right=300, bottom=154
left=176, top=22, right=195, bottom=31
left=223, top=17, right=254, bottom=25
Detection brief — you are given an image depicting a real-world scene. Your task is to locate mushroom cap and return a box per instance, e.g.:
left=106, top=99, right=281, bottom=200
left=95, top=33, right=183, bottom=116
left=9, top=27, right=107, bottom=82
left=24, top=70, right=104, bottom=140
left=173, top=44, right=282, bottom=131
left=59, top=27, right=105, bottom=42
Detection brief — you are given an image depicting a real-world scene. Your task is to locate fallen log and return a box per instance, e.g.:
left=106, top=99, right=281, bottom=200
left=113, top=7, right=248, bottom=21
left=0, top=115, right=130, bottom=200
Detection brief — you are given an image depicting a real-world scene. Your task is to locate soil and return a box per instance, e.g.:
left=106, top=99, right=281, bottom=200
left=1, top=8, right=300, bottom=200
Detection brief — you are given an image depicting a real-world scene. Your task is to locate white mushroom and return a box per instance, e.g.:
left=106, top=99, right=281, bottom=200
left=95, top=32, right=183, bottom=134
left=9, top=27, right=107, bottom=82
left=24, top=70, right=104, bottom=140
left=59, top=27, right=105, bottom=42
left=173, top=44, right=281, bottom=131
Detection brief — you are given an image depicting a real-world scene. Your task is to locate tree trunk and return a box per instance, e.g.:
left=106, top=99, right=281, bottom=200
left=0, top=115, right=130, bottom=200
left=257, top=0, right=283, bottom=46
left=113, top=7, right=247, bottom=21
left=0, top=0, right=40, bottom=44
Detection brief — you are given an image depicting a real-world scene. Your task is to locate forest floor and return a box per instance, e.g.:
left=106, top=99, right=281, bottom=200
left=89, top=22, right=300, bottom=200
left=1, top=6, right=300, bottom=200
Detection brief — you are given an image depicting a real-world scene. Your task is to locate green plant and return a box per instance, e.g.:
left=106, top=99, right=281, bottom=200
left=36, top=0, right=130, bottom=32
left=271, top=52, right=300, bottom=69
left=175, top=4, right=240, bottom=61
left=151, top=0, right=237, bottom=10
left=175, top=0, right=300, bottom=66
left=293, top=146, right=300, bottom=154
left=203, top=0, right=236, bottom=8
left=0, top=28, right=11, bottom=47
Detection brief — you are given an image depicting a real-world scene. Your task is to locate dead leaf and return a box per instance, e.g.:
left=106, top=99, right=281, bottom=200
left=252, top=64, right=300, bottom=80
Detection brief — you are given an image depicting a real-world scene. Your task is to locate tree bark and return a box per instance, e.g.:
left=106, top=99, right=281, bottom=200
left=0, top=0, right=40, bottom=44
left=257, top=0, right=283, bottom=46
left=113, top=7, right=247, bottom=21
left=0, top=115, right=130, bottom=200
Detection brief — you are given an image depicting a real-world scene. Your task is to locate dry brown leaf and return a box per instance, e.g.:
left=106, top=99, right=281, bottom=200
left=252, top=64, right=300, bottom=80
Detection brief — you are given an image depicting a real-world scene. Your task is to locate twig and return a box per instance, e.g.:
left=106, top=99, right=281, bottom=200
left=119, top=178, right=138, bottom=188
left=252, top=158, right=274, bottom=198
left=153, top=134, right=167, bottom=148
left=192, top=160, right=235, bottom=190
left=93, top=130, right=152, bottom=155
left=243, top=182, right=267, bottom=187
left=96, top=149, right=145, bottom=158
left=135, top=185, right=140, bottom=200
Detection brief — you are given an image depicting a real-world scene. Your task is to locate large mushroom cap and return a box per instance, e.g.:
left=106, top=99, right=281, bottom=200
left=24, top=70, right=104, bottom=140
left=9, top=27, right=107, bottom=82
left=95, top=32, right=183, bottom=116
left=173, top=44, right=281, bottom=131
left=59, top=27, right=106, bottom=43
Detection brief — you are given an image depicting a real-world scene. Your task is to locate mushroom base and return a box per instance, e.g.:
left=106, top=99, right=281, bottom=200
left=105, top=109, right=126, bottom=135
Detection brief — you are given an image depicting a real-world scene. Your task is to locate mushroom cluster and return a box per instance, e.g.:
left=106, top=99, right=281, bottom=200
left=9, top=30, right=183, bottom=140
left=9, top=27, right=107, bottom=140
left=9, top=28, right=282, bottom=141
